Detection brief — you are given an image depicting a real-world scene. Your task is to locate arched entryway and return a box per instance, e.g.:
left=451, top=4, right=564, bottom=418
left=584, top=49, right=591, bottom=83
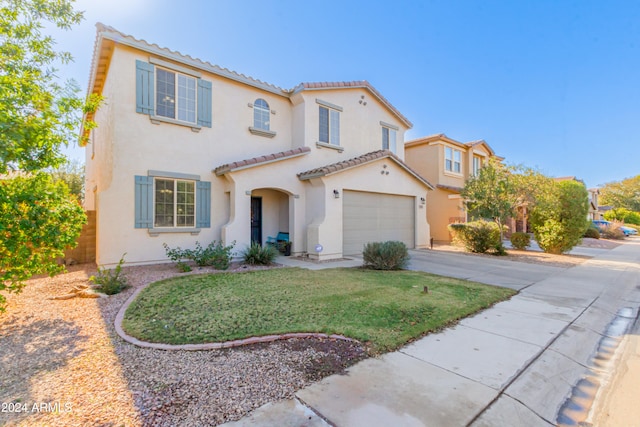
left=249, top=188, right=291, bottom=246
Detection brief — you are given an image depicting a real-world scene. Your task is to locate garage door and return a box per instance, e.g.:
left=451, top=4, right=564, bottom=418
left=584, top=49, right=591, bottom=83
left=343, top=191, right=415, bottom=255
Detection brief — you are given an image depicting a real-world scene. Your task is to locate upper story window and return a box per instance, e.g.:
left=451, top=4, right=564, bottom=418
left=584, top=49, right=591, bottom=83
left=135, top=59, right=212, bottom=130
left=445, top=146, right=462, bottom=174
left=472, top=156, right=482, bottom=176
left=381, top=122, right=398, bottom=153
left=253, top=99, right=270, bottom=131
left=319, top=106, right=340, bottom=146
left=156, top=68, right=196, bottom=123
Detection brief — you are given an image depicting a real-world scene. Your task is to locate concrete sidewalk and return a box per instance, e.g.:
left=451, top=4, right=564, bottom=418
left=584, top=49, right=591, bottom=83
left=222, top=241, right=640, bottom=427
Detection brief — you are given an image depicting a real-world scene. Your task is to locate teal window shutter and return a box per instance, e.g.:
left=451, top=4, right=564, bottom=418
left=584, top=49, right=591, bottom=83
left=197, top=79, right=212, bottom=128
left=196, top=181, right=211, bottom=228
left=134, top=175, right=154, bottom=228
left=136, top=60, right=155, bottom=115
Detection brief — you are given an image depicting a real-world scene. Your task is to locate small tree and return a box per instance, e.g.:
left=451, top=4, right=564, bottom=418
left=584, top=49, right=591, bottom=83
left=603, top=208, right=640, bottom=226
left=47, top=159, right=84, bottom=203
left=599, top=175, right=640, bottom=212
left=530, top=180, right=589, bottom=254
left=0, top=173, right=86, bottom=311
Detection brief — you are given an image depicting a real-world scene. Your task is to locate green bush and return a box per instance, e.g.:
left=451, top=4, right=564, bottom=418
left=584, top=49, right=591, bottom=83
left=90, top=254, right=128, bottom=295
left=583, top=227, right=600, bottom=239
left=604, top=208, right=640, bottom=226
left=510, top=232, right=531, bottom=250
left=448, top=220, right=502, bottom=254
left=242, top=243, right=278, bottom=265
left=163, top=240, right=236, bottom=271
left=363, top=241, right=410, bottom=270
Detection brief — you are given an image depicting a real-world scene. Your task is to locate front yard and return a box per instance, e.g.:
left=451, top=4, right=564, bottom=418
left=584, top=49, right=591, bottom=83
left=122, top=267, right=515, bottom=353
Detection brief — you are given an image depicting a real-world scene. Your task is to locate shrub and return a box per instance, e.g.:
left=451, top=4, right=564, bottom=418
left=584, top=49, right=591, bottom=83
left=363, top=241, right=410, bottom=270
left=90, top=254, right=128, bottom=295
left=448, top=220, right=502, bottom=254
left=583, top=227, right=600, bottom=239
left=163, top=240, right=236, bottom=271
left=242, top=243, right=278, bottom=265
left=600, top=222, right=626, bottom=240
left=163, top=243, right=192, bottom=272
left=510, top=232, right=531, bottom=250
left=604, top=208, right=640, bottom=226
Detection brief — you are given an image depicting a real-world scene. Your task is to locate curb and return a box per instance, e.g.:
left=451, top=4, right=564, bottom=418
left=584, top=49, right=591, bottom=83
left=114, top=278, right=359, bottom=351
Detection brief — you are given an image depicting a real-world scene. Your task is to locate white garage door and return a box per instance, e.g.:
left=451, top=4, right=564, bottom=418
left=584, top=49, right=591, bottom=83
left=343, top=191, right=415, bottom=255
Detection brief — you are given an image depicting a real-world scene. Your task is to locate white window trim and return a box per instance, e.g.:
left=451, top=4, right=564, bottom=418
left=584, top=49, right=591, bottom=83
left=150, top=172, right=198, bottom=231
left=317, top=100, right=342, bottom=149
left=382, top=125, right=397, bottom=153
left=444, top=146, right=463, bottom=175
left=154, top=66, right=198, bottom=126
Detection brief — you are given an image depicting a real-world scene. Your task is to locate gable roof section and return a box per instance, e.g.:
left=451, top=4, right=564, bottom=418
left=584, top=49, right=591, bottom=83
left=214, top=147, right=311, bottom=176
left=405, top=133, right=503, bottom=160
left=297, top=150, right=434, bottom=190
left=292, top=82, right=412, bottom=129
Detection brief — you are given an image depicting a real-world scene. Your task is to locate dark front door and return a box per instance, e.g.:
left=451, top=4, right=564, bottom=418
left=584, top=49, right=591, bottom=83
left=250, top=197, right=262, bottom=245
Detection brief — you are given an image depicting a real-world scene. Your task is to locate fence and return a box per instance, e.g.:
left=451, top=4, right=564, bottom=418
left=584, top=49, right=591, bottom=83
left=63, top=210, right=96, bottom=264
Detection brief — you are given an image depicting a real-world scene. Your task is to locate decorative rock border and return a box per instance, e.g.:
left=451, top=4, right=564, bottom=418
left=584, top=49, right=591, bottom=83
left=114, top=277, right=359, bottom=351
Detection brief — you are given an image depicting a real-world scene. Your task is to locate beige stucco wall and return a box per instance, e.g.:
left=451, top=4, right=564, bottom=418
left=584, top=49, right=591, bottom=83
left=427, top=190, right=465, bottom=242
left=86, top=43, right=418, bottom=266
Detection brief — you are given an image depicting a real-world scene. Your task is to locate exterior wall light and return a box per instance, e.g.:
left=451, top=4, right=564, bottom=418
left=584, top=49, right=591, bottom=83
left=420, top=197, right=426, bottom=205
left=333, top=190, right=340, bottom=199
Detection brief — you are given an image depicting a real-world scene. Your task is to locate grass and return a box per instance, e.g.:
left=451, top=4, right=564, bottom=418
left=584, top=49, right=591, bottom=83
left=122, top=267, right=515, bottom=353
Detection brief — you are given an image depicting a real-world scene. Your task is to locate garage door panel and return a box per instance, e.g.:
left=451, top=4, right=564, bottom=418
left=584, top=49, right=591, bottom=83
left=343, top=191, right=415, bottom=255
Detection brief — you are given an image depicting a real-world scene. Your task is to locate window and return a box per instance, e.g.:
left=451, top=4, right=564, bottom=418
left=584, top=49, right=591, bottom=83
left=253, top=99, right=270, bottom=130
left=135, top=173, right=211, bottom=231
left=156, top=68, right=196, bottom=123
left=382, top=127, right=397, bottom=153
left=472, top=156, right=482, bottom=176
left=319, top=106, right=340, bottom=146
left=154, top=178, right=195, bottom=228
left=136, top=60, right=212, bottom=128
left=445, top=147, right=462, bottom=173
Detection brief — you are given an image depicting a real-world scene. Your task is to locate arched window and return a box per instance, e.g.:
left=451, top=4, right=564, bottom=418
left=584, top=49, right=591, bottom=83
left=253, top=99, right=270, bottom=130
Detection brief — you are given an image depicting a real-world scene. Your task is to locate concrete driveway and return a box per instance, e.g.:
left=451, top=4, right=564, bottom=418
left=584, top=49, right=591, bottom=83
left=224, top=240, right=640, bottom=427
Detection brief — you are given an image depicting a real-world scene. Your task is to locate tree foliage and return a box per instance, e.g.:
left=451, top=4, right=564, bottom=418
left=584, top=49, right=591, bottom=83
left=529, top=180, right=589, bottom=254
left=0, top=173, right=86, bottom=311
left=47, top=158, right=84, bottom=203
left=0, top=0, right=84, bottom=173
left=603, top=207, right=640, bottom=226
left=599, top=175, right=640, bottom=212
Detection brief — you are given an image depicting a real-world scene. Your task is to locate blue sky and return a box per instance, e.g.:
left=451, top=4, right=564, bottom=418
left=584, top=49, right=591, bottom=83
left=51, top=0, right=640, bottom=188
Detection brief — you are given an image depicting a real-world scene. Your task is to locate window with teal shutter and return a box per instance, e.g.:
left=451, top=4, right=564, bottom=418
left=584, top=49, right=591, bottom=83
left=136, top=60, right=212, bottom=128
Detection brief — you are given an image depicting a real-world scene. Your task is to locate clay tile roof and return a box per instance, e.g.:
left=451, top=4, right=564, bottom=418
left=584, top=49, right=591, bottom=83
left=214, top=147, right=311, bottom=175
left=291, top=81, right=412, bottom=129
left=436, top=184, right=464, bottom=193
left=297, top=150, right=434, bottom=189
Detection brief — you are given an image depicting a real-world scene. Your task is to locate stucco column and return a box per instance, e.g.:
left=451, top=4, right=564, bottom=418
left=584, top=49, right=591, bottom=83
left=220, top=177, right=251, bottom=250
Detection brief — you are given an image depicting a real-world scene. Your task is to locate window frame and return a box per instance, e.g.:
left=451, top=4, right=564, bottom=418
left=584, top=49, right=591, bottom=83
left=381, top=126, right=397, bottom=153
left=472, top=156, right=482, bottom=176
left=445, top=146, right=462, bottom=174
left=316, top=98, right=343, bottom=151
left=155, top=67, right=198, bottom=125
left=153, top=177, right=196, bottom=229
left=253, top=98, right=270, bottom=131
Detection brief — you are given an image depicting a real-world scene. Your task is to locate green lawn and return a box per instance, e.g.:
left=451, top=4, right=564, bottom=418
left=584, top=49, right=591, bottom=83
left=122, top=267, right=515, bottom=353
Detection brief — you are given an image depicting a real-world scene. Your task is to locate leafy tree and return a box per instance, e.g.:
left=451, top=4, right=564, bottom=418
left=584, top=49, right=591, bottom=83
left=47, top=159, right=84, bottom=203
left=529, top=180, right=589, bottom=254
left=461, top=159, right=515, bottom=237
left=599, top=176, right=640, bottom=212
left=603, top=208, right=640, bottom=226
left=0, top=173, right=86, bottom=311
left=0, top=0, right=84, bottom=173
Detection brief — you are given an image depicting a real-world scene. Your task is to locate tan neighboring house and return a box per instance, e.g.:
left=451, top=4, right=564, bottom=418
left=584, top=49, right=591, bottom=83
left=588, top=188, right=602, bottom=220
left=404, top=134, right=501, bottom=242
left=82, top=24, right=434, bottom=267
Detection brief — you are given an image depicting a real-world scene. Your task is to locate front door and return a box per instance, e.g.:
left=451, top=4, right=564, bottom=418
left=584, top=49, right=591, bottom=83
left=250, top=197, right=262, bottom=245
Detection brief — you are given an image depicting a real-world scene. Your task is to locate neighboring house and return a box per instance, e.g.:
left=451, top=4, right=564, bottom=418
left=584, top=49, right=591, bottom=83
left=588, top=188, right=602, bottom=220
left=404, top=134, right=501, bottom=242
left=82, top=24, right=434, bottom=267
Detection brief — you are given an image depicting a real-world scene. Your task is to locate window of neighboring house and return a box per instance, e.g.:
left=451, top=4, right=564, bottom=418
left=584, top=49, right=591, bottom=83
left=382, top=126, right=397, bottom=153
left=253, top=98, right=270, bottom=130
left=156, top=68, right=196, bottom=123
left=445, top=147, right=462, bottom=173
left=472, top=156, right=482, bottom=176
left=319, top=105, right=340, bottom=146
left=154, top=178, right=195, bottom=228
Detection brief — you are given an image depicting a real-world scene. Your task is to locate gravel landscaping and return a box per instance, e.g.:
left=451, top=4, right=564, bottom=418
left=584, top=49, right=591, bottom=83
left=0, top=263, right=366, bottom=427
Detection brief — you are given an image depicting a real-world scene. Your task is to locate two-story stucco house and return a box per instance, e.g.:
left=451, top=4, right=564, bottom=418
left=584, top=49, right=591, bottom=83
left=404, top=134, right=501, bottom=242
left=82, top=24, right=433, bottom=267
